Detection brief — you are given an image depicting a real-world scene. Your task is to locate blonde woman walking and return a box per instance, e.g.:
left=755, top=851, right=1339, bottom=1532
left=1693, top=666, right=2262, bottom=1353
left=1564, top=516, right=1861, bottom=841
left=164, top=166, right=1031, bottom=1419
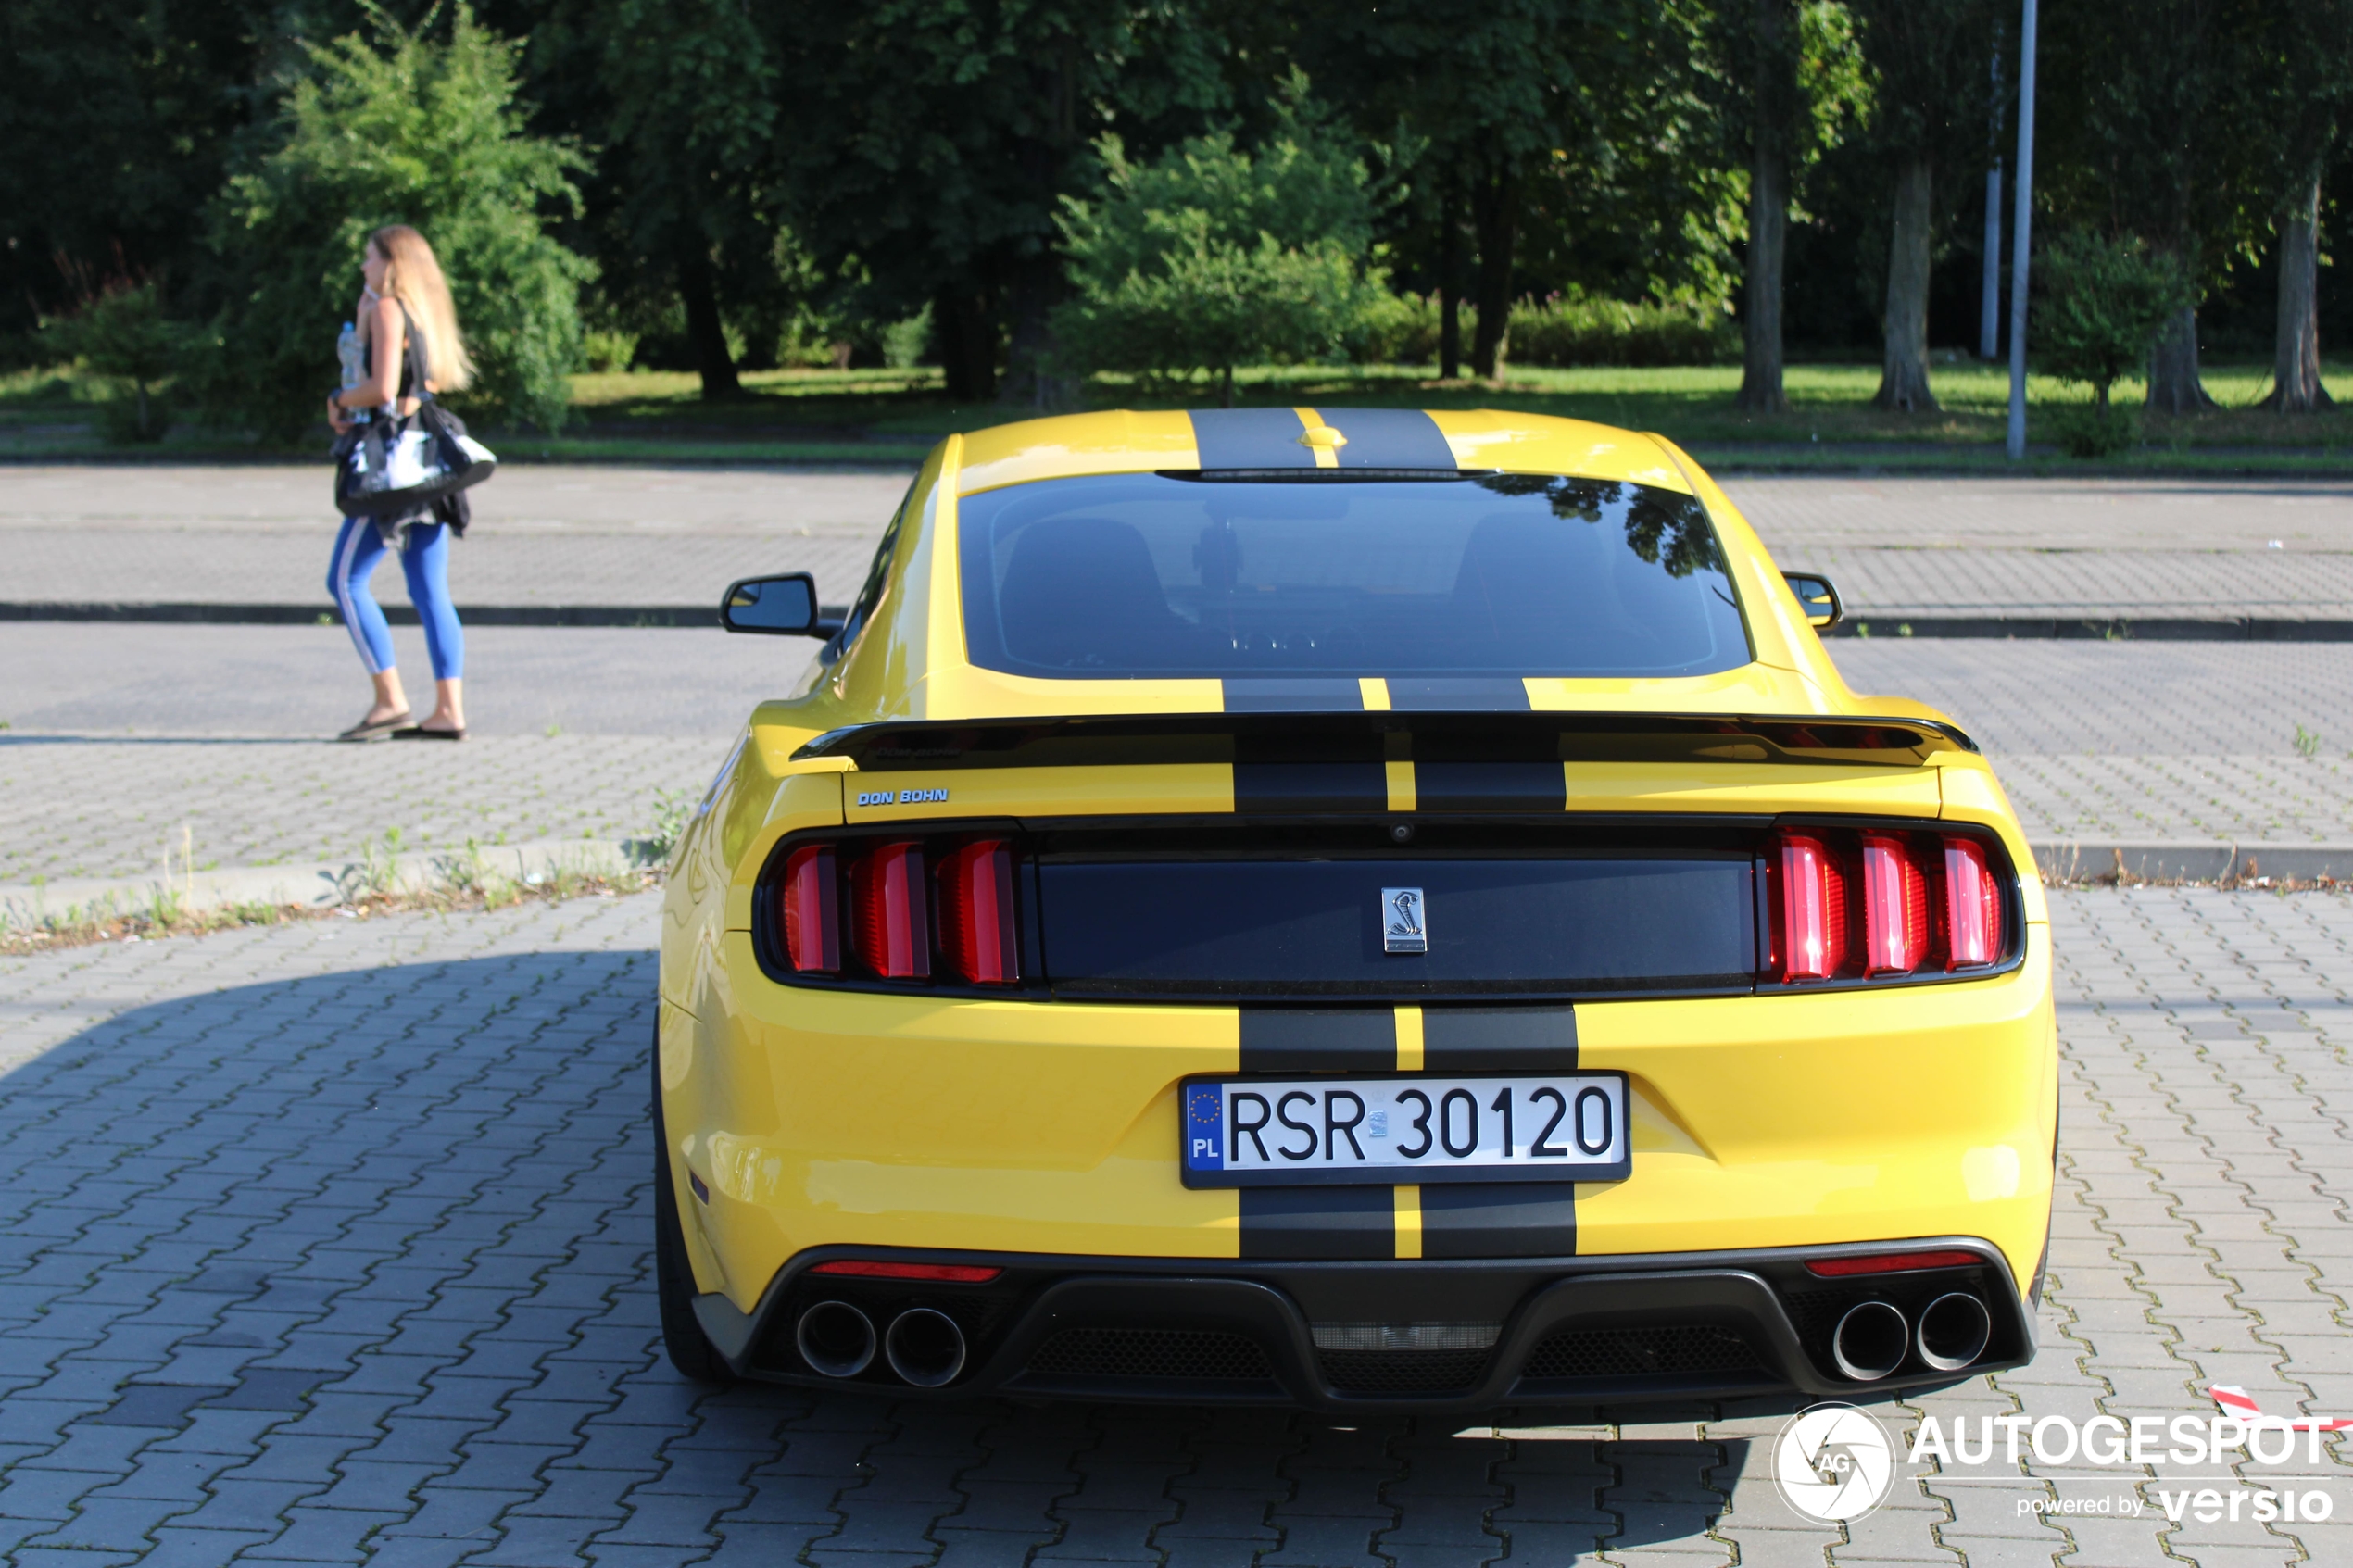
left=326, top=224, right=473, bottom=740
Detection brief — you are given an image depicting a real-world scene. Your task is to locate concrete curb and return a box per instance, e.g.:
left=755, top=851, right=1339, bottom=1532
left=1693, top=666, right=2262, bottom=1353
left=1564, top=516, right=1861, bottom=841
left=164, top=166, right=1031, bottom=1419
left=2032, top=841, right=2353, bottom=884
left=0, top=602, right=720, bottom=628
left=14, top=603, right=2353, bottom=640
left=1829, top=616, right=2353, bottom=641
left=0, top=837, right=661, bottom=928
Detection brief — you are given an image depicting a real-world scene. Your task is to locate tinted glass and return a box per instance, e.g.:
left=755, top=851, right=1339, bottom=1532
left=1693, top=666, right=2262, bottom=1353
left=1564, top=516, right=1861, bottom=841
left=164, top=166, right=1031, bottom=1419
left=957, top=472, right=1749, bottom=679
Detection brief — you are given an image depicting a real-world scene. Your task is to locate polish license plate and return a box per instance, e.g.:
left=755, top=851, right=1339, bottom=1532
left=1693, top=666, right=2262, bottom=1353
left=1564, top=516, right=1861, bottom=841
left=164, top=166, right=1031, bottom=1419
left=1179, top=1073, right=1631, bottom=1187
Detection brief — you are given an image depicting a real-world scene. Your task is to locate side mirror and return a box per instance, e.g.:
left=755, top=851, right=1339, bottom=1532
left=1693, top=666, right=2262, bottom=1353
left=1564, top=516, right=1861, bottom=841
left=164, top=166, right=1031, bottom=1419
left=1782, top=571, right=1843, bottom=630
left=720, top=573, right=838, bottom=637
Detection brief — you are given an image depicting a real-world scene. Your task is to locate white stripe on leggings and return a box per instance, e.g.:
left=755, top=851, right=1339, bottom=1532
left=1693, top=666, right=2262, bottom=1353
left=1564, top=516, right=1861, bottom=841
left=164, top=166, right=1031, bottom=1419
left=333, top=517, right=387, bottom=674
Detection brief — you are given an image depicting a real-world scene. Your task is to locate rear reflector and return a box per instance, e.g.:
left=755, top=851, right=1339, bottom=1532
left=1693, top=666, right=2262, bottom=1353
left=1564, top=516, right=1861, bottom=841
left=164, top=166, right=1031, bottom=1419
left=1806, top=1249, right=1985, bottom=1277
left=808, top=1260, right=1003, bottom=1283
left=1779, top=834, right=1848, bottom=981
left=780, top=844, right=838, bottom=973
left=851, top=841, right=929, bottom=979
left=1944, top=836, right=2002, bottom=968
left=1860, top=834, right=1930, bottom=975
left=937, top=839, right=1018, bottom=985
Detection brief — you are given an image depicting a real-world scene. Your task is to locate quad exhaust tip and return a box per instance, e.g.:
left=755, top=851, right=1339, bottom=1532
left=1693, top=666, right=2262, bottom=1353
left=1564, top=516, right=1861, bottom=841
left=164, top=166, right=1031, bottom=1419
left=1915, top=1291, right=1992, bottom=1373
left=1831, top=1300, right=1910, bottom=1381
left=885, top=1307, right=968, bottom=1388
left=796, top=1300, right=876, bottom=1378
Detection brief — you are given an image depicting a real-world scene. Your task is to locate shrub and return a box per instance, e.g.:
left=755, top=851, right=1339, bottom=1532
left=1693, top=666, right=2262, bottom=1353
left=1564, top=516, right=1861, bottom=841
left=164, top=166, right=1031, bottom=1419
left=2045, top=403, right=2139, bottom=458
left=1348, top=292, right=1731, bottom=370
left=579, top=330, right=639, bottom=373
left=1505, top=294, right=1734, bottom=369
left=195, top=5, right=590, bottom=439
left=1053, top=87, right=1391, bottom=405
left=42, top=280, right=198, bottom=443
left=2034, top=231, right=2189, bottom=413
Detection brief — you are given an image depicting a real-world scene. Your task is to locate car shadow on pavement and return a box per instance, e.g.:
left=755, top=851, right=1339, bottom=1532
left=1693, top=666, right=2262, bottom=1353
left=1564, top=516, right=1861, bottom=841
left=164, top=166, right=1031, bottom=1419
left=0, top=952, right=1799, bottom=1563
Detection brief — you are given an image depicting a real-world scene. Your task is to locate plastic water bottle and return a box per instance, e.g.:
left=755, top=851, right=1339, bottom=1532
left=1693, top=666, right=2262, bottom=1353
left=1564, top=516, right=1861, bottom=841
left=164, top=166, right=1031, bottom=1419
left=336, top=321, right=371, bottom=422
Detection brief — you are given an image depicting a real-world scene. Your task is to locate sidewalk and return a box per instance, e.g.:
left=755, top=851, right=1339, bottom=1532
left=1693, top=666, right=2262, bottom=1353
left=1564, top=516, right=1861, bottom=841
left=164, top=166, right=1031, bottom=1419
left=6, top=466, right=2353, bottom=626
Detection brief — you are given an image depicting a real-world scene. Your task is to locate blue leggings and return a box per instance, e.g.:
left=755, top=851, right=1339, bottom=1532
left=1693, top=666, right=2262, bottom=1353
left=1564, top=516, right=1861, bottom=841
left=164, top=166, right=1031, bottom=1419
left=329, top=516, right=464, bottom=682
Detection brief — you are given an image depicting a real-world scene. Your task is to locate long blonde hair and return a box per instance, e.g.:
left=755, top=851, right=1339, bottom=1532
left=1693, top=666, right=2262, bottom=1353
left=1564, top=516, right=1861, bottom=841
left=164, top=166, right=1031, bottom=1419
left=370, top=224, right=474, bottom=390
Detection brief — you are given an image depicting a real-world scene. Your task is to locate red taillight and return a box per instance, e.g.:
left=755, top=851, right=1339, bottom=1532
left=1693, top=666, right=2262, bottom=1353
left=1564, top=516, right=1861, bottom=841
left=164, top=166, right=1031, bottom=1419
left=937, top=840, right=1018, bottom=985
left=808, top=1259, right=1002, bottom=1283
left=1861, top=834, right=1930, bottom=975
left=1806, top=1249, right=1984, bottom=1277
left=1944, top=836, right=2003, bottom=968
left=779, top=844, right=838, bottom=973
left=1779, top=834, right=1848, bottom=981
left=850, top=841, right=929, bottom=979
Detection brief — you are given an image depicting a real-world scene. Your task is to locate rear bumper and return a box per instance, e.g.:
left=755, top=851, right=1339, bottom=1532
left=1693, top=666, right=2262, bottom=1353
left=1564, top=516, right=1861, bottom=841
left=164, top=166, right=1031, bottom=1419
left=691, top=1236, right=2035, bottom=1412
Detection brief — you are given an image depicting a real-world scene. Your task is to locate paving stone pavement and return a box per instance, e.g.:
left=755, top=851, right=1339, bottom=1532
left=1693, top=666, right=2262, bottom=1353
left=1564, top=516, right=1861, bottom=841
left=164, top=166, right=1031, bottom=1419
left=4, top=885, right=2351, bottom=1565
left=7, top=630, right=2353, bottom=895
left=10, top=467, right=2353, bottom=621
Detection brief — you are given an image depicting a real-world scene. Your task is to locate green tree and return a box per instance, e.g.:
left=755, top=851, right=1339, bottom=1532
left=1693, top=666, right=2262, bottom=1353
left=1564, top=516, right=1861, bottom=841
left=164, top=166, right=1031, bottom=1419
left=2034, top=231, right=2189, bottom=411
left=2039, top=2, right=2278, bottom=413
left=2245, top=2, right=2353, bottom=412
left=197, top=5, right=590, bottom=439
left=771, top=0, right=1227, bottom=404
left=1698, top=0, right=1869, bottom=413
left=1295, top=0, right=1665, bottom=381
left=1847, top=0, right=2001, bottom=413
left=0, top=0, right=261, bottom=342
left=1052, top=98, right=1390, bottom=405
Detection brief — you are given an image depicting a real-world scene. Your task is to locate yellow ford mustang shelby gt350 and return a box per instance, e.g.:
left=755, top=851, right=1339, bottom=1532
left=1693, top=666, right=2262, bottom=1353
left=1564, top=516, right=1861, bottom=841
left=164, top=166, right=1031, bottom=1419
left=655, top=406, right=2057, bottom=1411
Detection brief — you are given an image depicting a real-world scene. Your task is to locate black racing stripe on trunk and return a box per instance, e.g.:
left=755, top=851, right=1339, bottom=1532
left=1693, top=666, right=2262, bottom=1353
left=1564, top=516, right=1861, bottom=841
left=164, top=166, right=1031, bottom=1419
left=1224, top=678, right=1365, bottom=713
left=1239, top=1008, right=1396, bottom=1072
left=1415, top=761, right=1567, bottom=812
left=1385, top=678, right=1531, bottom=711
left=1232, top=761, right=1387, bottom=813
left=1190, top=408, right=1315, bottom=469
left=1418, top=1183, right=1576, bottom=1260
left=1422, top=1006, right=1578, bottom=1072
left=1323, top=408, right=1459, bottom=470
left=1239, top=1185, right=1396, bottom=1260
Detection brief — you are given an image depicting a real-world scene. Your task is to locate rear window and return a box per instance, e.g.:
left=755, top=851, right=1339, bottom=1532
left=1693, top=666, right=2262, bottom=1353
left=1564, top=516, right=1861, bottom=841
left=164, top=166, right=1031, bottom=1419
left=956, top=471, right=1750, bottom=679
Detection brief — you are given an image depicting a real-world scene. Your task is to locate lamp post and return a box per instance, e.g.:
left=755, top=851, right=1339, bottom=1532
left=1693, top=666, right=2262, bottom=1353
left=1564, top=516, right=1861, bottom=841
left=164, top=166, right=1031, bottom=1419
left=2006, top=0, right=2039, bottom=459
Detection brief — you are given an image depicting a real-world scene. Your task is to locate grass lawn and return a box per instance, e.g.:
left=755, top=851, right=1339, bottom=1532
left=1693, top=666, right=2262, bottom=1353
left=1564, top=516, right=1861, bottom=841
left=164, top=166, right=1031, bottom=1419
left=11, top=357, right=2353, bottom=470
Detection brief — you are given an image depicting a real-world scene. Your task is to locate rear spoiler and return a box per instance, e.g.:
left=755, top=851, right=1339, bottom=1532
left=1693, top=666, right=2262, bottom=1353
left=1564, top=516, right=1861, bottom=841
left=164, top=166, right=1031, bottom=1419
left=791, top=711, right=1977, bottom=770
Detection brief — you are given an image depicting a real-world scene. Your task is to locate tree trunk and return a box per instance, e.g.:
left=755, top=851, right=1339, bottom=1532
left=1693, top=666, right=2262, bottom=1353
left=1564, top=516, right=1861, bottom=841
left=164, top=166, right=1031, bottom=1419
left=676, top=244, right=740, bottom=401
left=1438, top=182, right=1463, bottom=381
left=1000, top=249, right=1064, bottom=409
left=935, top=284, right=997, bottom=403
left=1220, top=364, right=1234, bottom=408
left=2263, top=170, right=2333, bottom=413
left=2145, top=303, right=2214, bottom=414
left=1873, top=157, right=1939, bottom=412
left=1468, top=164, right=1518, bottom=380
left=1736, top=0, right=1791, bottom=414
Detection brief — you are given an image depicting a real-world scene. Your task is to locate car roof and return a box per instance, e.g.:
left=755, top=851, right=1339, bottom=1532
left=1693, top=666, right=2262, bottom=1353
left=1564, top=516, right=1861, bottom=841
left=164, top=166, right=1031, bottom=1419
left=954, top=408, right=1694, bottom=495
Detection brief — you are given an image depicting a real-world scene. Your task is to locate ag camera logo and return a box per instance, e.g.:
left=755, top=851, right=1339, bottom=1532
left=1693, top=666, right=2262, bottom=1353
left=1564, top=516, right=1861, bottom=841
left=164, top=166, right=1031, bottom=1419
left=1774, top=1402, right=1897, bottom=1524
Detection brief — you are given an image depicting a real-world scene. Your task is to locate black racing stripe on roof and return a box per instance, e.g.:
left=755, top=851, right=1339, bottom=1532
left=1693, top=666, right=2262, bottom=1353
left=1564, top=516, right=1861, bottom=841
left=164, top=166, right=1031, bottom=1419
left=1189, top=408, right=1316, bottom=469
left=1239, top=1184, right=1397, bottom=1260
left=1224, top=677, right=1365, bottom=713
left=1386, top=678, right=1532, bottom=712
left=1419, top=1183, right=1576, bottom=1260
left=1322, top=408, right=1459, bottom=470
left=1421, top=1006, right=1578, bottom=1073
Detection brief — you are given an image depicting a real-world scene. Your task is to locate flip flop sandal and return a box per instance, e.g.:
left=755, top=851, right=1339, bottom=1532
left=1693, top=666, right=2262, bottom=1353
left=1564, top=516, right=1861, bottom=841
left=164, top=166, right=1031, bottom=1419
left=395, top=724, right=467, bottom=741
left=338, top=709, right=413, bottom=741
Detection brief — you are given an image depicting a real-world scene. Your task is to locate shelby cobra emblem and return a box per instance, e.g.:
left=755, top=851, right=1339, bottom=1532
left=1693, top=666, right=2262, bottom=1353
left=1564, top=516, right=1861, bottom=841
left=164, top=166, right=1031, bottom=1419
left=1383, top=886, right=1428, bottom=953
